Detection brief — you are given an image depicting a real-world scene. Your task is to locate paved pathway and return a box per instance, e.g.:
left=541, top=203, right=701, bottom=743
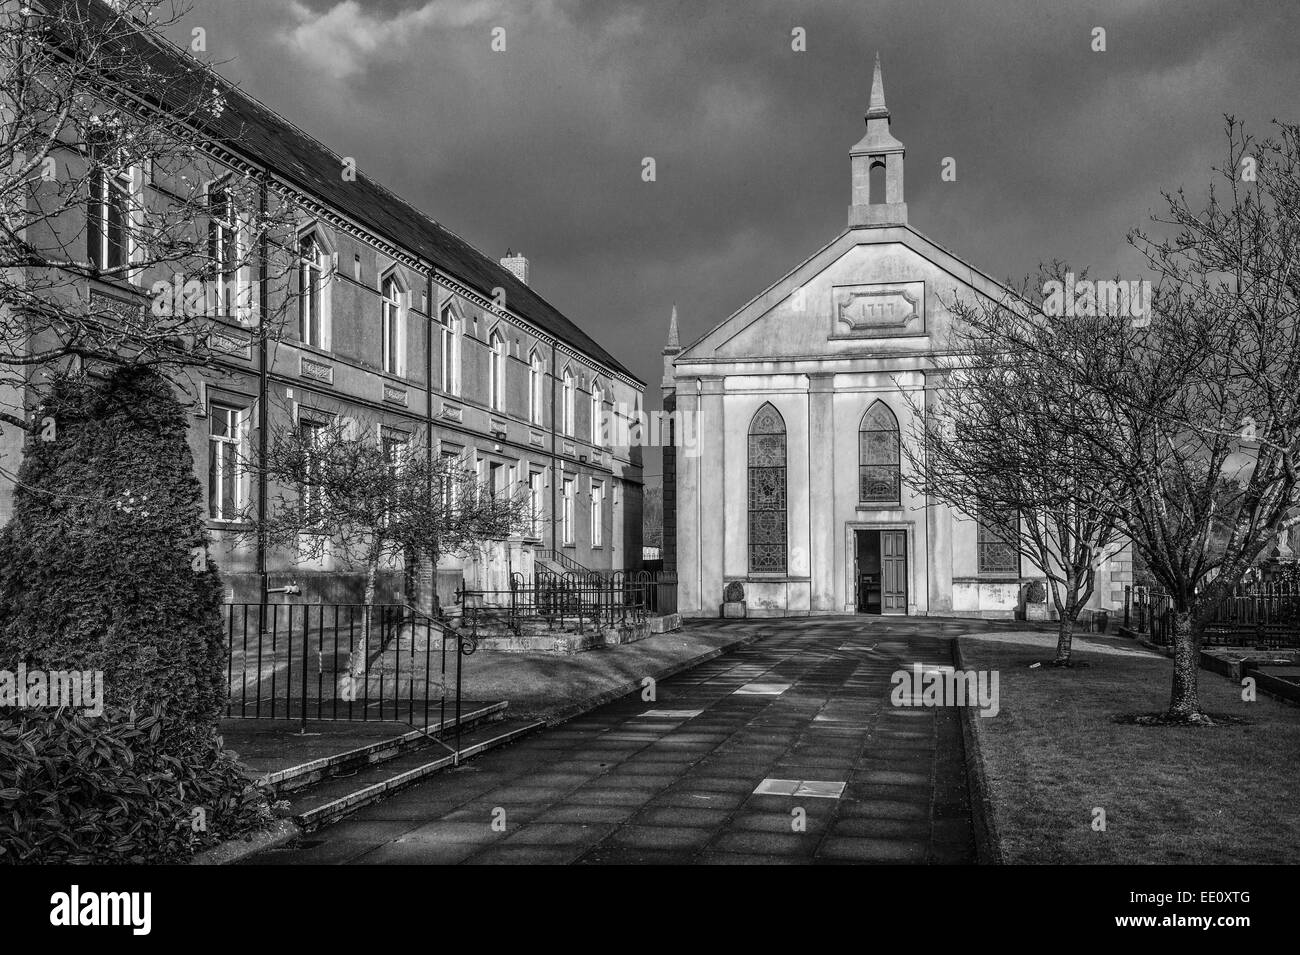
left=250, top=617, right=985, bottom=865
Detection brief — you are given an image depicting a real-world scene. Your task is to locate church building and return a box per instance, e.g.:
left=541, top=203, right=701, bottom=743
left=661, top=56, right=1130, bottom=619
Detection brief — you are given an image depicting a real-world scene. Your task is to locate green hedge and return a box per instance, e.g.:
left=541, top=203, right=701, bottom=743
left=0, top=705, right=272, bottom=864
left=0, top=368, right=227, bottom=725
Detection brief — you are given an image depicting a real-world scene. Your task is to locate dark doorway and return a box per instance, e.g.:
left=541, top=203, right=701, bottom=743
left=855, top=529, right=907, bottom=615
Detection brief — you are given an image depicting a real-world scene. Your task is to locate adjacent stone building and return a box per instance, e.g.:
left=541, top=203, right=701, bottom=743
left=198, top=106, right=646, bottom=606
left=662, top=57, right=1129, bottom=618
left=0, top=7, right=644, bottom=608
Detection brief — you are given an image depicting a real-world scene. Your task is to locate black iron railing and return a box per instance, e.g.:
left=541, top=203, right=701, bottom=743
left=636, top=569, right=678, bottom=616
left=456, top=569, right=677, bottom=636
left=1124, top=585, right=1300, bottom=648
left=223, top=603, right=478, bottom=749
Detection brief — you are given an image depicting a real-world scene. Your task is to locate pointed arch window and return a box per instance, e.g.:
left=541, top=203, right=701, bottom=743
left=748, top=403, right=787, bottom=574
left=87, top=125, right=138, bottom=274
left=561, top=368, right=576, bottom=437
left=381, top=275, right=403, bottom=375
left=208, top=179, right=245, bottom=319
left=528, top=351, right=544, bottom=425
left=298, top=234, right=327, bottom=347
left=590, top=380, right=603, bottom=445
left=859, top=400, right=900, bottom=503
left=440, top=302, right=461, bottom=395
left=488, top=329, right=506, bottom=411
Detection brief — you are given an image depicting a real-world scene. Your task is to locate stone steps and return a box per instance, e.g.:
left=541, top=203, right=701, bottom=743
left=286, top=718, right=546, bottom=832
left=258, top=701, right=509, bottom=796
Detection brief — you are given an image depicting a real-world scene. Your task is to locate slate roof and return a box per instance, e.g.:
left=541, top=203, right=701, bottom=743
left=65, top=0, right=642, bottom=384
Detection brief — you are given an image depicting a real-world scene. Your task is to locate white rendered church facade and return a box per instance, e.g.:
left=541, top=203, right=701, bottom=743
left=661, top=58, right=1131, bottom=619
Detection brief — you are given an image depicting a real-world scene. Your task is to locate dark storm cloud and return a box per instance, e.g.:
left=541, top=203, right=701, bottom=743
left=175, top=0, right=1299, bottom=400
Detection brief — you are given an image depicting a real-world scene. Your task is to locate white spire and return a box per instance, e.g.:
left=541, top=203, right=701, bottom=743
left=868, top=51, right=888, bottom=117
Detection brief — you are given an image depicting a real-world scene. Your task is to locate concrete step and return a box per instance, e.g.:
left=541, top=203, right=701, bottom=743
left=288, top=718, right=545, bottom=832
left=261, top=701, right=509, bottom=796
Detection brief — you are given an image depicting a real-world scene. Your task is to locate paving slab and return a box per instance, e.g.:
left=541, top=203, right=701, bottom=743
left=248, top=616, right=988, bottom=865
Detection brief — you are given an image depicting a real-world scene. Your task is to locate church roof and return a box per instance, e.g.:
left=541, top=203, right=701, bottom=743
left=66, top=0, right=642, bottom=385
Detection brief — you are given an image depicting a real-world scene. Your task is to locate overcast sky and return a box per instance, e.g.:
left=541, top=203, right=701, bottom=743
left=175, top=0, right=1299, bottom=417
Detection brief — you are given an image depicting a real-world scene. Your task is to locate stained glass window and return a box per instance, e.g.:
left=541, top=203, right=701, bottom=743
left=748, top=403, right=787, bottom=573
left=978, top=512, right=1020, bottom=574
left=859, top=401, right=900, bottom=503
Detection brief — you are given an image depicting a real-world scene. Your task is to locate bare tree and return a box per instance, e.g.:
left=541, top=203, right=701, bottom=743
left=901, top=264, right=1126, bottom=665
left=974, top=120, right=1300, bottom=722
left=0, top=0, right=293, bottom=437
left=248, top=413, right=529, bottom=683
left=1094, top=121, right=1300, bottom=722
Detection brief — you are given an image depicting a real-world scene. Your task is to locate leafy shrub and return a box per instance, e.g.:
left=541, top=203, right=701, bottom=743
left=1270, top=559, right=1300, bottom=586
left=0, top=368, right=226, bottom=726
left=723, top=581, right=745, bottom=602
left=0, top=704, right=272, bottom=864
left=1024, top=580, right=1047, bottom=603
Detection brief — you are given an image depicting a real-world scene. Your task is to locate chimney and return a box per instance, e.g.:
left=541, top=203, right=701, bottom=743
left=500, top=249, right=529, bottom=285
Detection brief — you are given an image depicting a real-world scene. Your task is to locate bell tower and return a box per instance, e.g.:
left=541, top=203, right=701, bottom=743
left=849, top=53, right=907, bottom=228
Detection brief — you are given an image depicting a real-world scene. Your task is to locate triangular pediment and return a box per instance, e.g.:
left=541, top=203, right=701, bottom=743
left=677, top=225, right=1012, bottom=364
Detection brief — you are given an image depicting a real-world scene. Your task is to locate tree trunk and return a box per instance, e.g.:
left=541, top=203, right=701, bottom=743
left=343, top=549, right=382, bottom=688
left=1050, top=571, right=1084, bottom=666
left=427, top=547, right=443, bottom=619
left=1167, top=609, right=1205, bottom=721
left=402, top=544, right=418, bottom=609
left=1054, top=597, right=1076, bottom=665
left=405, top=550, right=436, bottom=617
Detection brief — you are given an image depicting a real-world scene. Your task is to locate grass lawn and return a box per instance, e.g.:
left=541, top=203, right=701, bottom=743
left=961, top=631, right=1300, bottom=864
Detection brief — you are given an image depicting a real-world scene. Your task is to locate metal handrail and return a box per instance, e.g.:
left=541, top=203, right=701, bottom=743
left=538, top=547, right=594, bottom=576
